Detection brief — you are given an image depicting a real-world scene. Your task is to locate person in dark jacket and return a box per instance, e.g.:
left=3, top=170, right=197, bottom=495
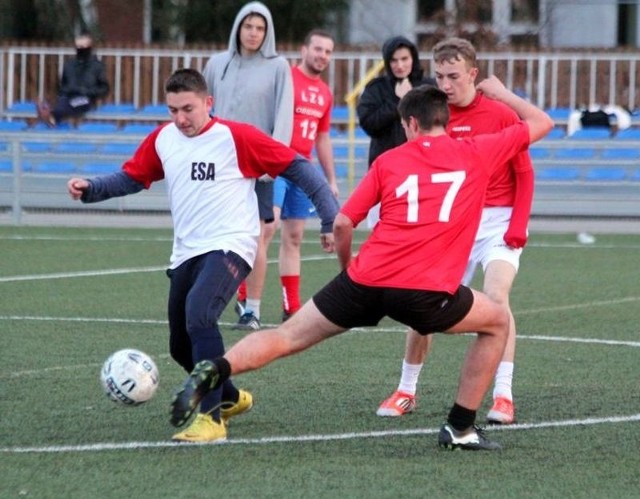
left=37, top=33, right=110, bottom=127
left=357, top=36, right=435, bottom=168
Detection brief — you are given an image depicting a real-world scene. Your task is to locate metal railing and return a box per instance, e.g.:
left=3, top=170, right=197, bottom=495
left=2, top=46, right=640, bottom=114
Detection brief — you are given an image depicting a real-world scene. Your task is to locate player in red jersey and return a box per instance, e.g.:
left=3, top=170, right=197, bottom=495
left=274, top=29, right=339, bottom=322
left=67, top=68, right=338, bottom=443
left=377, top=37, right=534, bottom=424
left=170, top=82, right=553, bottom=451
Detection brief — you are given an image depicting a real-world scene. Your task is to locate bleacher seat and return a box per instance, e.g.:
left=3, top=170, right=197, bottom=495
left=585, top=167, right=627, bottom=181
left=76, top=122, right=119, bottom=133
left=335, top=165, right=348, bottom=178
left=631, top=169, right=640, bottom=181
left=138, top=104, right=168, bottom=119
left=536, top=167, right=580, bottom=181
left=30, top=121, right=73, bottom=131
left=544, top=107, right=572, bottom=122
left=569, top=127, right=611, bottom=140
left=94, top=103, right=137, bottom=115
left=122, top=123, right=157, bottom=134
left=529, top=147, right=551, bottom=160
left=0, top=159, right=12, bottom=172
left=32, top=161, right=77, bottom=174
left=544, top=127, right=566, bottom=139
left=100, top=143, right=137, bottom=155
left=3, top=100, right=37, bottom=118
left=54, top=142, right=99, bottom=154
left=0, top=141, right=8, bottom=152
left=83, top=162, right=121, bottom=174
left=555, top=148, right=597, bottom=160
left=22, top=142, right=52, bottom=153
left=0, top=119, right=28, bottom=131
left=601, top=148, right=640, bottom=160
left=331, top=106, right=349, bottom=123
left=614, top=128, right=640, bottom=140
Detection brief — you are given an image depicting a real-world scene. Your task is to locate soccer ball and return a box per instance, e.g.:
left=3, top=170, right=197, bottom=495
left=100, top=349, right=159, bottom=406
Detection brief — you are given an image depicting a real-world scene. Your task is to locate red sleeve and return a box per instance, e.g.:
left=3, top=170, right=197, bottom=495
left=223, top=120, right=297, bottom=178
left=504, top=168, right=534, bottom=248
left=122, top=126, right=166, bottom=188
left=340, top=162, right=381, bottom=226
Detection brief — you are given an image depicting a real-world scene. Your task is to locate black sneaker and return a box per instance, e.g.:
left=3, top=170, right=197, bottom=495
left=232, top=312, right=261, bottom=331
left=438, top=423, right=502, bottom=451
left=282, top=310, right=292, bottom=322
left=170, top=360, right=219, bottom=427
left=234, top=300, right=246, bottom=318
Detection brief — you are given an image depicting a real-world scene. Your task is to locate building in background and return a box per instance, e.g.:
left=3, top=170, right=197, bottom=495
left=346, top=0, right=639, bottom=49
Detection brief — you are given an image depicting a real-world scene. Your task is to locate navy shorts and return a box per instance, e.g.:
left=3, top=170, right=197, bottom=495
left=312, top=270, right=474, bottom=334
left=255, top=180, right=274, bottom=223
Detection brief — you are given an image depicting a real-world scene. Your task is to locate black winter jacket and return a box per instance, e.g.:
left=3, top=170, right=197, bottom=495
left=356, top=36, right=435, bottom=167
left=58, top=55, right=110, bottom=105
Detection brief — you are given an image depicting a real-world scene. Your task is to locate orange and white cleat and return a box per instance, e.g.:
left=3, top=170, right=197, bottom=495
left=486, top=396, right=516, bottom=424
left=376, top=390, right=416, bottom=417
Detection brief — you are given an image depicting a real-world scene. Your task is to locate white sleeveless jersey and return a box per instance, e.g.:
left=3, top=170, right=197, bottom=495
left=122, top=118, right=296, bottom=269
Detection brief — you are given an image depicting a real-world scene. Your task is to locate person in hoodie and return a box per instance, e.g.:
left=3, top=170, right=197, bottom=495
left=36, top=32, right=110, bottom=127
left=356, top=36, right=434, bottom=227
left=357, top=36, right=435, bottom=168
left=203, top=1, right=294, bottom=332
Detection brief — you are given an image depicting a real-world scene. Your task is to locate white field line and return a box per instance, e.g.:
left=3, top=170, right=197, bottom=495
left=1, top=413, right=639, bottom=454
left=0, top=255, right=333, bottom=283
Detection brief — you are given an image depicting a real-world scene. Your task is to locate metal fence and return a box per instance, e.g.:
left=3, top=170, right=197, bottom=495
left=2, top=45, right=640, bottom=113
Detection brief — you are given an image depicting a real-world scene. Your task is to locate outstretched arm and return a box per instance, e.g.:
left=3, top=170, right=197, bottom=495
left=67, top=171, right=145, bottom=203
left=476, top=76, right=553, bottom=143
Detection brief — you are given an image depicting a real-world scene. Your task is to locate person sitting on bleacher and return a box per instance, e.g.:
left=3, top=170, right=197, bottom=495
left=36, top=33, right=110, bottom=127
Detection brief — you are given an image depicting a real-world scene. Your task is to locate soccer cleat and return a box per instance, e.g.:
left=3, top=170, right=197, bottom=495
left=486, top=396, right=516, bottom=425
left=171, top=413, right=227, bottom=443
left=170, top=360, right=220, bottom=427
left=232, top=312, right=261, bottom=331
left=221, top=389, right=254, bottom=423
left=376, top=390, right=416, bottom=417
left=438, top=423, right=502, bottom=451
left=234, top=300, right=246, bottom=318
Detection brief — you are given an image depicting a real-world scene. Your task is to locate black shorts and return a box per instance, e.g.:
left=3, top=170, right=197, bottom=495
left=255, top=180, right=274, bottom=223
left=312, top=270, right=474, bottom=334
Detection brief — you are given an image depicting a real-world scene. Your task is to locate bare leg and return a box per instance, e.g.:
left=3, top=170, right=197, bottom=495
left=483, top=259, right=517, bottom=364
left=245, top=219, right=277, bottom=315
left=278, top=218, right=305, bottom=277
left=225, top=299, right=346, bottom=374
left=404, top=329, right=433, bottom=364
left=445, top=289, right=509, bottom=410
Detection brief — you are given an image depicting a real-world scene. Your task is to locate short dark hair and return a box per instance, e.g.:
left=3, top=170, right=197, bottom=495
left=165, top=68, right=208, bottom=95
left=397, top=85, right=449, bottom=130
left=304, top=29, right=334, bottom=46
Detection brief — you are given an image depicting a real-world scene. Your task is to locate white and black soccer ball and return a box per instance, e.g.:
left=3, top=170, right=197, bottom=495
left=100, top=349, right=159, bottom=406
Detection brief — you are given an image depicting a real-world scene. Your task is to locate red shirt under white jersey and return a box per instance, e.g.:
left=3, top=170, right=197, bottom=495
left=290, top=65, right=333, bottom=159
left=122, top=118, right=296, bottom=269
left=448, top=92, right=533, bottom=206
left=340, top=123, right=529, bottom=293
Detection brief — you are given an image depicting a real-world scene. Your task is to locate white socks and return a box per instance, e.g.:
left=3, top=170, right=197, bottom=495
left=244, top=299, right=261, bottom=320
left=397, top=360, right=424, bottom=395
left=493, top=361, right=514, bottom=400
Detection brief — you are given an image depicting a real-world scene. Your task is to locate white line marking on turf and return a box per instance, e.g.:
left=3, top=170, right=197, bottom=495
left=1, top=413, right=639, bottom=454
left=0, top=255, right=334, bottom=283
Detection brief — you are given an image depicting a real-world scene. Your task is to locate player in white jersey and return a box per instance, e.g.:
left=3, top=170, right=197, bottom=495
left=67, top=68, right=338, bottom=443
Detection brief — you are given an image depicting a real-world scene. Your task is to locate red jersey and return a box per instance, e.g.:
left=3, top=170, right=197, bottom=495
left=448, top=92, right=533, bottom=206
left=340, top=123, right=529, bottom=293
left=290, top=65, right=333, bottom=159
